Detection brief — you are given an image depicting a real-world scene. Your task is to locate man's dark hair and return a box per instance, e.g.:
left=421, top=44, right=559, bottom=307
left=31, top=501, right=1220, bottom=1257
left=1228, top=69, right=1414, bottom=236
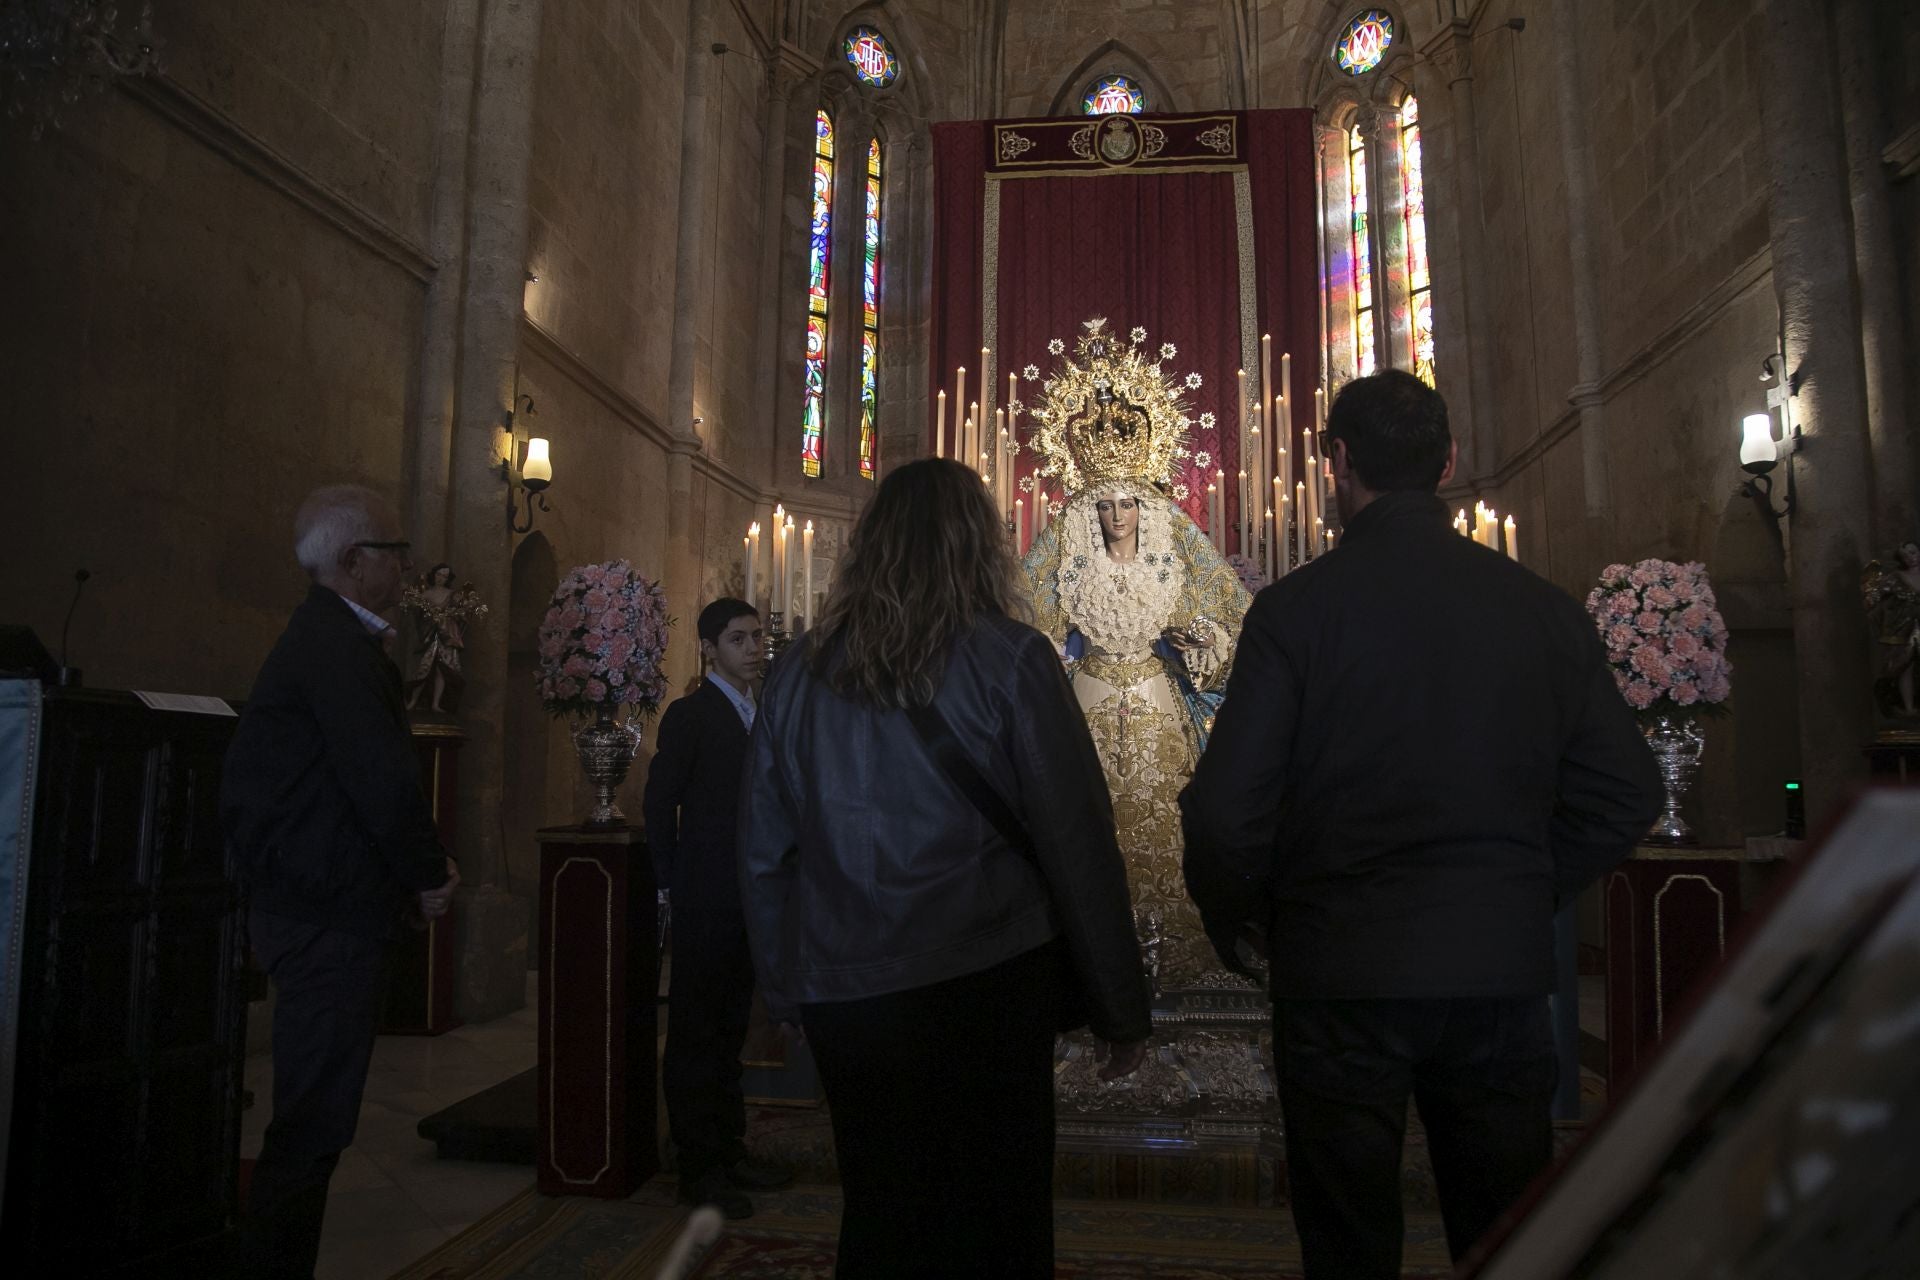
left=697, top=597, right=758, bottom=646
left=1323, top=369, right=1452, bottom=492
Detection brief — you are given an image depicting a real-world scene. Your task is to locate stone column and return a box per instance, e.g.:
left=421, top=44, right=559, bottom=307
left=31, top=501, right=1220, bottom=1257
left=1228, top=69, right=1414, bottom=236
left=1834, top=0, right=1914, bottom=541
left=664, top=0, right=715, bottom=684
left=751, top=52, right=805, bottom=489
left=1759, top=0, right=1876, bottom=826
left=1425, top=20, right=1496, bottom=479
left=1549, top=0, right=1612, bottom=518
left=444, top=0, right=544, bottom=1018
left=408, top=0, right=481, bottom=553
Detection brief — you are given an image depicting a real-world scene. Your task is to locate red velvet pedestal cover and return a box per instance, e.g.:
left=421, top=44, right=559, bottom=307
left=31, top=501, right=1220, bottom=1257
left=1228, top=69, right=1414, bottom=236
left=536, top=824, right=658, bottom=1198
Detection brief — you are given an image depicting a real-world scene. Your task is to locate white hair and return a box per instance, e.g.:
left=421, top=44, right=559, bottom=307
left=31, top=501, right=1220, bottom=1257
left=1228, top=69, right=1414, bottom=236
left=293, top=484, right=385, bottom=576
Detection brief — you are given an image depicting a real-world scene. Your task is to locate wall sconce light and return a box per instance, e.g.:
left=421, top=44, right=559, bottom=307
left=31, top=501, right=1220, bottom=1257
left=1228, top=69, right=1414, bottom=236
left=503, top=394, right=554, bottom=533
left=1737, top=353, right=1798, bottom=522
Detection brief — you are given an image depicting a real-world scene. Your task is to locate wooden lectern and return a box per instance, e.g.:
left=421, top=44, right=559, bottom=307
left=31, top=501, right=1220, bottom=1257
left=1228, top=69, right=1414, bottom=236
left=536, top=824, right=658, bottom=1198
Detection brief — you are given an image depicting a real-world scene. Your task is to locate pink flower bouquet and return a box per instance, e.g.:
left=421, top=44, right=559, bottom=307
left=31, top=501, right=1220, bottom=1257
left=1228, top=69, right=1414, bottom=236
left=535, top=560, right=673, bottom=719
left=1584, top=559, right=1732, bottom=719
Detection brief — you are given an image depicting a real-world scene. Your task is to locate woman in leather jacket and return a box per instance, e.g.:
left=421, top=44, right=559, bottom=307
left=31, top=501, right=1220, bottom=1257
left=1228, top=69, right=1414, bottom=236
left=739, top=457, right=1151, bottom=1277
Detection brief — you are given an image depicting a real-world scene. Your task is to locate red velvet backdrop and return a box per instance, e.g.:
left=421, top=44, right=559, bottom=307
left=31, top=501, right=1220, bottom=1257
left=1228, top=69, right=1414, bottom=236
left=930, top=111, right=1319, bottom=555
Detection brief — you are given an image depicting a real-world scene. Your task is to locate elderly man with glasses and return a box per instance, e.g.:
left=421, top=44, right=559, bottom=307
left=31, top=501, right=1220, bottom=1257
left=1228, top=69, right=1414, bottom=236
left=222, top=484, right=460, bottom=1279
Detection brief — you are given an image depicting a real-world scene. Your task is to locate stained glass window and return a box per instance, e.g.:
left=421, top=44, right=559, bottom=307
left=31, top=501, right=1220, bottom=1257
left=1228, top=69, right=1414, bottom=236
left=844, top=26, right=899, bottom=88
left=1349, top=125, right=1376, bottom=377
left=1081, top=76, right=1145, bottom=116
left=1401, top=96, right=1434, bottom=386
left=1334, top=10, right=1394, bottom=76
left=859, top=138, right=882, bottom=480
left=802, top=110, right=833, bottom=478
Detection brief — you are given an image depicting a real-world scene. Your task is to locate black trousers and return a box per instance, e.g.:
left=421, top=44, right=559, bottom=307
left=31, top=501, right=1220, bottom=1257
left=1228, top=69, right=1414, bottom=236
left=233, top=910, right=389, bottom=1280
left=662, top=907, right=755, bottom=1181
left=802, top=943, right=1067, bottom=1279
left=1274, top=996, right=1556, bottom=1280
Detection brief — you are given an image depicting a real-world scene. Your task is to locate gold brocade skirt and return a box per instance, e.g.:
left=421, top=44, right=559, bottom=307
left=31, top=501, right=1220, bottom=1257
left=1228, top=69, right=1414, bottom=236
left=1072, top=651, right=1214, bottom=988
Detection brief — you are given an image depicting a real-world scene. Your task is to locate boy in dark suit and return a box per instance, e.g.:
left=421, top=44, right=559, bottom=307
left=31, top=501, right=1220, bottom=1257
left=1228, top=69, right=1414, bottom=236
left=643, top=598, right=791, bottom=1218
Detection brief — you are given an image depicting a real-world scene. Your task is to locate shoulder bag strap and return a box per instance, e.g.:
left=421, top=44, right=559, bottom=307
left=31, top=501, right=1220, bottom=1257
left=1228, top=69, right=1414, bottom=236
left=903, top=700, right=1035, bottom=858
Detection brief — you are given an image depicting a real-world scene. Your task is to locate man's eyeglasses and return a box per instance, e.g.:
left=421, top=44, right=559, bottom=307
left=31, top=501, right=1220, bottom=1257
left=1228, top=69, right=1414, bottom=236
left=1316, top=431, right=1344, bottom=459
left=354, top=540, right=412, bottom=554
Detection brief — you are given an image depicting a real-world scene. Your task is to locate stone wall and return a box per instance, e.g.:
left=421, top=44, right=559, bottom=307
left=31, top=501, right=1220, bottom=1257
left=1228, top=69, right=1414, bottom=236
left=0, top=4, right=445, bottom=698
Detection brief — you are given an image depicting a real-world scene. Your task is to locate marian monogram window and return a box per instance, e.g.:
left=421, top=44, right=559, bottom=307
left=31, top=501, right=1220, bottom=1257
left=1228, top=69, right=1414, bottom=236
left=1334, top=10, right=1394, bottom=76
left=802, top=109, right=833, bottom=478
left=1082, top=76, right=1146, bottom=115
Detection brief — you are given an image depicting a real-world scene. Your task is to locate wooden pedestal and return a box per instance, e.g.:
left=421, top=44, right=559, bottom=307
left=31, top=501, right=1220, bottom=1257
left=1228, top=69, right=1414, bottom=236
left=381, top=722, right=463, bottom=1034
left=1603, top=843, right=1781, bottom=1093
left=536, top=824, right=658, bottom=1199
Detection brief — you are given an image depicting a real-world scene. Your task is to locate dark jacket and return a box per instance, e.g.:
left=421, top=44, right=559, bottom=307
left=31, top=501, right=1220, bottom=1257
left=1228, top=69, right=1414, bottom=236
left=642, top=677, right=751, bottom=915
left=221, top=585, right=448, bottom=938
left=738, top=613, right=1151, bottom=1045
left=1180, top=490, right=1663, bottom=1000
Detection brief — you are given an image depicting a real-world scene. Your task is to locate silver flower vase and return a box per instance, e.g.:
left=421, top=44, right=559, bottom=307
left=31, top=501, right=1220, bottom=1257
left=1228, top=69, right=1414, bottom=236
left=1643, top=714, right=1706, bottom=845
left=572, top=707, right=644, bottom=827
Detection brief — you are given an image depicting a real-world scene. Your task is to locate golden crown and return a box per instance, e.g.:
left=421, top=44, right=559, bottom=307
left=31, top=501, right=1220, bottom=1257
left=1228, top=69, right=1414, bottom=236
left=1026, top=318, right=1194, bottom=494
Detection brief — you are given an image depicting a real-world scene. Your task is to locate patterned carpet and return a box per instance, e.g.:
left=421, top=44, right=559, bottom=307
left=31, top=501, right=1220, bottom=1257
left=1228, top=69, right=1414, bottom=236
left=391, top=1178, right=1455, bottom=1279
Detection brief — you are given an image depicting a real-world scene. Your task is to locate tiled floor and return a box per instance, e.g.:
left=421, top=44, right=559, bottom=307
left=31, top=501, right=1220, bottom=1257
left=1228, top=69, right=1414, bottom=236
left=240, top=979, right=541, bottom=1280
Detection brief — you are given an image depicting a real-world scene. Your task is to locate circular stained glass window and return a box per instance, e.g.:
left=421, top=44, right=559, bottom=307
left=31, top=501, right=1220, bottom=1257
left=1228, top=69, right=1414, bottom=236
left=1082, top=76, right=1146, bottom=116
left=844, top=26, right=899, bottom=87
left=1334, top=10, right=1395, bottom=76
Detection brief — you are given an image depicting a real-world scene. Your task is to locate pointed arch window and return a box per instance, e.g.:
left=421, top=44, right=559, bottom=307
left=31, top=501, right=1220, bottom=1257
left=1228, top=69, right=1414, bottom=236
left=859, top=137, right=882, bottom=479
left=802, top=109, right=833, bottom=478
left=1348, top=124, right=1377, bottom=377
left=1401, top=96, right=1434, bottom=386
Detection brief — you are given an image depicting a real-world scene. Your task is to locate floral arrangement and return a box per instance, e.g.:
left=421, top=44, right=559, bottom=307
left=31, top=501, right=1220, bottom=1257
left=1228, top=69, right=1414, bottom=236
left=536, top=560, right=673, bottom=718
left=1225, top=552, right=1268, bottom=597
left=1585, top=559, right=1731, bottom=717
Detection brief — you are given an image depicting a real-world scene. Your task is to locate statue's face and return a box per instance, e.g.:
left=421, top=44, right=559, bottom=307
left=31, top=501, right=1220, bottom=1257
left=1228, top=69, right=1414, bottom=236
left=431, top=566, right=454, bottom=587
left=1095, top=494, right=1139, bottom=546
left=1901, top=542, right=1920, bottom=570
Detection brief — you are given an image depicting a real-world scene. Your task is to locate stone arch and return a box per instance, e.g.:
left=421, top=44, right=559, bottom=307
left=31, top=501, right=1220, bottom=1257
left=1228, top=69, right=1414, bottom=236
left=1044, top=40, right=1179, bottom=117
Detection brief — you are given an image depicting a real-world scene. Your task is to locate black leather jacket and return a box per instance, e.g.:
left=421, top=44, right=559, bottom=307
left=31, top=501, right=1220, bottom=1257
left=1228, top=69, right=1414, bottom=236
left=738, top=612, right=1151, bottom=1045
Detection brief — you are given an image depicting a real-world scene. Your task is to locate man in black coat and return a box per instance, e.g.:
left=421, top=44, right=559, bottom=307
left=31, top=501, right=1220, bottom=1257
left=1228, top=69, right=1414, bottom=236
left=221, top=484, right=459, bottom=1279
left=642, top=598, right=790, bottom=1219
left=1181, top=372, right=1663, bottom=1279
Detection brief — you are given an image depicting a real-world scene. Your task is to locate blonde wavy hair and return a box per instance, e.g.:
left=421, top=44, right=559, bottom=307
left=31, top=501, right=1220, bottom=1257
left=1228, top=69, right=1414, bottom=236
left=810, top=458, right=1031, bottom=708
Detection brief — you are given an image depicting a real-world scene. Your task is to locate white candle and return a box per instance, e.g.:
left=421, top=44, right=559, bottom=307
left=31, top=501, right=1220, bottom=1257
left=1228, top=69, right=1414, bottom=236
left=980, top=347, right=993, bottom=433
left=1295, top=481, right=1307, bottom=566
left=936, top=390, right=947, bottom=458
left=772, top=516, right=786, bottom=615
left=1504, top=515, right=1519, bottom=562
left=954, top=366, right=967, bottom=457
left=1260, top=334, right=1273, bottom=449
left=803, top=520, right=815, bottom=624
left=1015, top=497, right=1025, bottom=554
left=1207, top=483, right=1219, bottom=551
left=1277, top=486, right=1289, bottom=578
left=1236, top=367, right=1248, bottom=528
left=743, top=532, right=754, bottom=607
left=1455, top=509, right=1469, bottom=536
left=968, top=404, right=979, bottom=475
left=1265, top=508, right=1277, bottom=580
left=1236, top=468, right=1250, bottom=556
left=1279, top=351, right=1292, bottom=460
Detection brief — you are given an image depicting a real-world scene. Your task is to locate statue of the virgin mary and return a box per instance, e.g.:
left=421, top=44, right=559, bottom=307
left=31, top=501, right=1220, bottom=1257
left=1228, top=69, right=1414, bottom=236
left=1020, top=319, right=1253, bottom=987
